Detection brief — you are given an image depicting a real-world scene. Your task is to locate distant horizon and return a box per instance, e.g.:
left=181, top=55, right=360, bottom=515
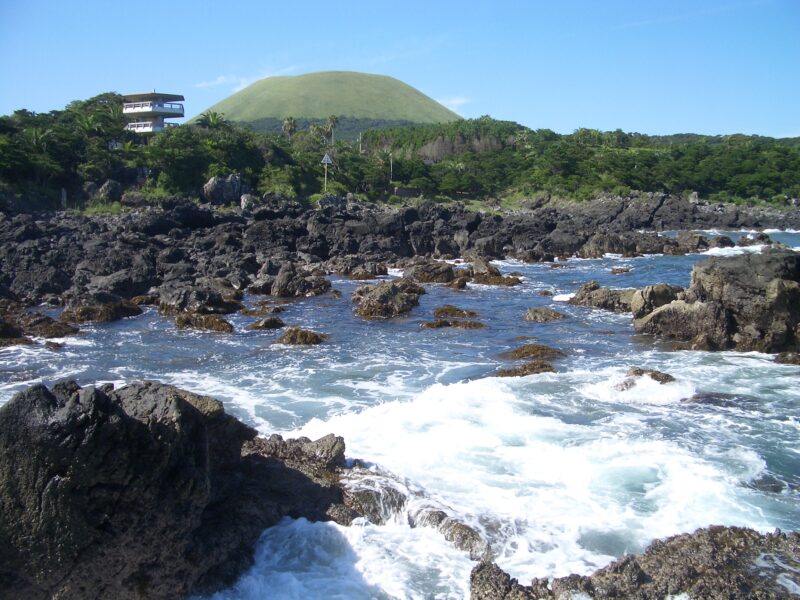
left=1, top=1, right=797, bottom=138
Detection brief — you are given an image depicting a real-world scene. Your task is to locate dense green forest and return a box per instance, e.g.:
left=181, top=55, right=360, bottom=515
left=1, top=92, right=799, bottom=211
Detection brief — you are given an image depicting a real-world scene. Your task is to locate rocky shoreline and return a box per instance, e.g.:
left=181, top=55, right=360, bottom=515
left=1, top=193, right=798, bottom=340
left=1, top=381, right=798, bottom=599
left=1, top=194, right=799, bottom=597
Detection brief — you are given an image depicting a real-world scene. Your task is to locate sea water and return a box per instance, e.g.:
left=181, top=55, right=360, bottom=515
left=2, top=230, right=799, bottom=599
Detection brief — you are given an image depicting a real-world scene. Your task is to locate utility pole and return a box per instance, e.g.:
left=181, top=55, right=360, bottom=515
left=389, top=152, right=393, bottom=183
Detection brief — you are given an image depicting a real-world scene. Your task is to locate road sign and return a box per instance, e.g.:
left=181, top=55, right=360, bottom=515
left=321, top=153, right=333, bottom=165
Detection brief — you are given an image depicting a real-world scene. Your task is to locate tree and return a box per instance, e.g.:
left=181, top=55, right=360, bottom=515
left=326, top=114, right=339, bottom=145
left=309, top=123, right=327, bottom=144
left=282, top=116, right=297, bottom=140
left=196, top=111, right=229, bottom=130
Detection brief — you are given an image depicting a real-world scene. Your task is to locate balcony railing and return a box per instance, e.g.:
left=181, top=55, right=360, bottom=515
left=123, top=101, right=184, bottom=116
left=125, top=121, right=179, bottom=133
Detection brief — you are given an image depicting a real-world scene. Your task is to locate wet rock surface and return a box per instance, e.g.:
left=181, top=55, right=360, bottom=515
left=175, top=312, right=235, bottom=333
left=471, top=526, right=800, bottom=600
left=275, top=326, right=328, bottom=345
left=0, top=381, right=356, bottom=600
left=569, top=281, right=636, bottom=313
left=634, top=249, right=800, bottom=352
left=351, top=278, right=425, bottom=319
left=523, top=307, right=565, bottom=323
left=495, top=360, right=555, bottom=377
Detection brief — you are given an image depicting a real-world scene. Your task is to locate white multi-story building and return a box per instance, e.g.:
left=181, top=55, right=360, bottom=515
left=122, top=92, right=184, bottom=133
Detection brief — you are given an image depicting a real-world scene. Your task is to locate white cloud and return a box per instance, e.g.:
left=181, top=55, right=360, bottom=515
left=194, top=65, right=301, bottom=92
left=194, top=75, right=238, bottom=89
left=436, top=96, right=471, bottom=112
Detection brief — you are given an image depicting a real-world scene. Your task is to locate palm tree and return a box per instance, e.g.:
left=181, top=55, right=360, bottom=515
left=197, top=110, right=228, bottom=129
left=309, top=123, right=326, bottom=144
left=282, top=116, right=297, bottom=140
left=326, top=114, right=339, bottom=145
left=76, top=113, right=103, bottom=137
left=23, top=127, right=54, bottom=152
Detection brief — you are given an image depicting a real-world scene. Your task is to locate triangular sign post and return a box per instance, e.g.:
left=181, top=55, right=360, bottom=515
left=321, top=153, right=333, bottom=192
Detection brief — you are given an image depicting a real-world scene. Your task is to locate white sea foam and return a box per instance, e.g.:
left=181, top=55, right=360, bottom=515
left=701, top=244, right=766, bottom=256
left=386, top=268, right=404, bottom=278
left=289, top=376, right=777, bottom=584
left=196, top=517, right=471, bottom=600
left=553, top=293, right=576, bottom=302
left=580, top=368, right=695, bottom=406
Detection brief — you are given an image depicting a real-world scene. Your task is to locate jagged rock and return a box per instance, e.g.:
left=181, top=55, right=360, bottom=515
left=615, top=367, right=676, bottom=390
left=157, top=285, right=242, bottom=315
left=270, top=262, right=331, bottom=298
left=578, top=231, right=671, bottom=258
left=351, top=279, right=425, bottom=319
left=275, top=326, right=328, bottom=345
left=470, top=257, right=501, bottom=276
left=0, top=316, right=32, bottom=346
left=569, top=281, right=635, bottom=313
left=240, top=303, right=284, bottom=317
left=202, top=174, right=241, bottom=205
left=523, top=307, right=565, bottom=323
left=710, top=235, right=735, bottom=248
left=473, top=273, right=521, bottom=286
left=410, top=509, right=487, bottom=559
left=503, top=343, right=566, bottom=360
left=349, top=265, right=381, bottom=280
left=175, top=312, right=234, bottom=333
left=471, top=526, right=800, bottom=599
left=495, top=360, right=555, bottom=377
left=635, top=300, right=731, bottom=350
left=0, top=382, right=356, bottom=599
left=775, top=352, right=800, bottom=365
left=448, top=276, right=469, bottom=290
left=630, top=283, right=684, bottom=319
left=44, top=341, right=64, bottom=351
left=676, top=231, right=709, bottom=252
left=420, top=319, right=484, bottom=329
left=635, top=250, right=800, bottom=352
left=15, top=312, right=79, bottom=338
left=404, top=260, right=455, bottom=283
left=245, top=316, right=285, bottom=330
left=737, top=232, right=772, bottom=247
left=60, top=299, right=142, bottom=323
left=239, top=193, right=259, bottom=212
left=434, top=305, right=478, bottom=318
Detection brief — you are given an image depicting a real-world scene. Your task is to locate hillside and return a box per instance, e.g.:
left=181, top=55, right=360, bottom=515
left=193, top=71, right=461, bottom=137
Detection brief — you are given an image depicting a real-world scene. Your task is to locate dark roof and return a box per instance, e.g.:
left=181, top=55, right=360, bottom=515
left=123, top=92, right=184, bottom=102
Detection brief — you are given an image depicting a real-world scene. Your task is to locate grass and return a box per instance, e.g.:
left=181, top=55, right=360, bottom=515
left=194, top=71, right=461, bottom=125
left=82, top=201, right=124, bottom=216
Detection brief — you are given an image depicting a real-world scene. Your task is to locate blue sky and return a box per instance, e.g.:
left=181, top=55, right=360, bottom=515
left=1, top=0, right=798, bottom=136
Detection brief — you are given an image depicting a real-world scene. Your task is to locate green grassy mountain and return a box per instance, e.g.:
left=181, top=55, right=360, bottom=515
left=194, top=71, right=461, bottom=138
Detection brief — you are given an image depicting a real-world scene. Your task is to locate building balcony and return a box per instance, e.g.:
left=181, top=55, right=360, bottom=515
left=123, top=101, right=184, bottom=118
left=125, top=121, right=179, bottom=133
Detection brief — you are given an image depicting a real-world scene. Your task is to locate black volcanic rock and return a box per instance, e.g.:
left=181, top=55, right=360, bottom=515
left=635, top=249, right=800, bottom=352
left=569, top=281, right=635, bottom=313
left=470, top=526, right=800, bottom=599
left=0, top=382, right=355, bottom=599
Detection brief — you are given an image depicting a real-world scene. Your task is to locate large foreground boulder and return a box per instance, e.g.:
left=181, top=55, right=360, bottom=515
left=0, top=382, right=354, bottom=599
left=635, top=249, right=800, bottom=352
left=471, top=526, right=800, bottom=599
